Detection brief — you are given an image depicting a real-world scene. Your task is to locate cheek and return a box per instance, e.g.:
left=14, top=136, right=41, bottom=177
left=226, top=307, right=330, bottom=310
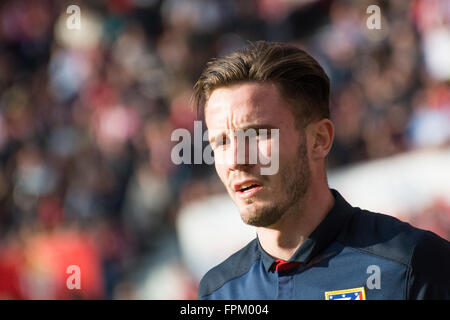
left=257, top=139, right=271, bottom=159
left=279, top=129, right=301, bottom=157
left=214, top=161, right=228, bottom=184
left=213, top=147, right=234, bottom=171
left=257, top=131, right=288, bottom=161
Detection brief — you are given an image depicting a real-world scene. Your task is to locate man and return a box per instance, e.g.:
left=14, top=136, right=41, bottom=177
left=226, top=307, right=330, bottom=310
left=193, top=41, right=450, bottom=300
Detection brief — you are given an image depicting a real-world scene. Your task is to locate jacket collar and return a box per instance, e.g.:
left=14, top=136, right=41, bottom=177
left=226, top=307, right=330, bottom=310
left=258, top=189, right=354, bottom=272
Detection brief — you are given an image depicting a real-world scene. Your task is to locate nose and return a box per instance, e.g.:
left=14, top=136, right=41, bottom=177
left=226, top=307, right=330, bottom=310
left=228, top=133, right=257, bottom=171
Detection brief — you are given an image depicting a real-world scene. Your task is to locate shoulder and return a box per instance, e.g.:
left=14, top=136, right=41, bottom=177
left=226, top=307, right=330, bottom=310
left=341, top=208, right=431, bottom=266
left=342, top=207, right=450, bottom=299
left=407, top=229, right=450, bottom=299
left=198, top=238, right=260, bottom=299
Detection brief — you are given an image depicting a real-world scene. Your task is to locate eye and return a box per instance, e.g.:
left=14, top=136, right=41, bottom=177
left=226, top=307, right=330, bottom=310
left=212, top=134, right=230, bottom=149
left=256, top=129, right=271, bottom=140
left=219, top=135, right=231, bottom=146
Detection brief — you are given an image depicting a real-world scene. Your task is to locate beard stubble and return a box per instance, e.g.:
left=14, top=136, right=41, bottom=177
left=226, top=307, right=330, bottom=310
left=241, top=136, right=311, bottom=227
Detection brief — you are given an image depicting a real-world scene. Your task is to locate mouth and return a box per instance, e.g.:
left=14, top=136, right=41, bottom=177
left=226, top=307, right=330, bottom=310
left=233, top=180, right=263, bottom=200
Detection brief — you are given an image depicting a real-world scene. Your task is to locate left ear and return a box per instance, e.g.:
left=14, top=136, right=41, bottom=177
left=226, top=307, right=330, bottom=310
left=307, top=119, right=334, bottom=161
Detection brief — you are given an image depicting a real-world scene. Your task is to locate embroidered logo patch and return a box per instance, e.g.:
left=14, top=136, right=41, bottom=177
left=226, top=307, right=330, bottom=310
left=325, top=287, right=366, bottom=300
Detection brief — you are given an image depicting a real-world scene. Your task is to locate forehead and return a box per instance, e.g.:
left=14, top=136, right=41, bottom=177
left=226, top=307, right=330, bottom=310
left=204, top=82, right=296, bottom=130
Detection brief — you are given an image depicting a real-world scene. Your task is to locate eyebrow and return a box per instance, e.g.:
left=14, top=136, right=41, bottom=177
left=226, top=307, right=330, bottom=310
left=209, top=124, right=278, bottom=144
left=238, top=124, right=278, bottom=131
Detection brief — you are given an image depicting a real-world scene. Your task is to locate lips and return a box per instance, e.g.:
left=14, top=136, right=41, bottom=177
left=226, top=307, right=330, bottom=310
left=233, top=180, right=263, bottom=199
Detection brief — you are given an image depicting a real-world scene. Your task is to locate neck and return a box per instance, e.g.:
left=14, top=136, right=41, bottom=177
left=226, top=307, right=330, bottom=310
left=256, top=186, right=334, bottom=261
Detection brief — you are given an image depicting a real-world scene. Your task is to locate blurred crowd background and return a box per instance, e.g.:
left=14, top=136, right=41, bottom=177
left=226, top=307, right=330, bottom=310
left=0, top=0, right=449, bottom=299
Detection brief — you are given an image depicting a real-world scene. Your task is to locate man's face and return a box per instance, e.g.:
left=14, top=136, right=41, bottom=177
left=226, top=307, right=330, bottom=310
left=205, top=82, right=311, bottom=227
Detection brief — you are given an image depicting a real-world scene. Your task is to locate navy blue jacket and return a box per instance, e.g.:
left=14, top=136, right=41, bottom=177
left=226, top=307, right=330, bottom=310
left=198, top=189, right=450, bottom=300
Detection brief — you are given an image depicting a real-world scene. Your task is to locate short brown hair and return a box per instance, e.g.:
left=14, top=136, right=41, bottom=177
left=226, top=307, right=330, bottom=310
left=193, top=41, right=330, bottom=126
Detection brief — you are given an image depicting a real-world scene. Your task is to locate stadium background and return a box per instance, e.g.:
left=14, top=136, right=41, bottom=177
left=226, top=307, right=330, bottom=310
left=0, top=0, right=449, bottom=299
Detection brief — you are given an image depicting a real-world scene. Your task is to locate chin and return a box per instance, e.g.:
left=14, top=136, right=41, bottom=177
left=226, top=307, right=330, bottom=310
left=238, top=203, right=283, bottom=227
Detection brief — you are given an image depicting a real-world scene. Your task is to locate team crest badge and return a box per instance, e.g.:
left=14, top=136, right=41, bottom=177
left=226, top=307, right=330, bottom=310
left=325, top=287, right=366, bottom=300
